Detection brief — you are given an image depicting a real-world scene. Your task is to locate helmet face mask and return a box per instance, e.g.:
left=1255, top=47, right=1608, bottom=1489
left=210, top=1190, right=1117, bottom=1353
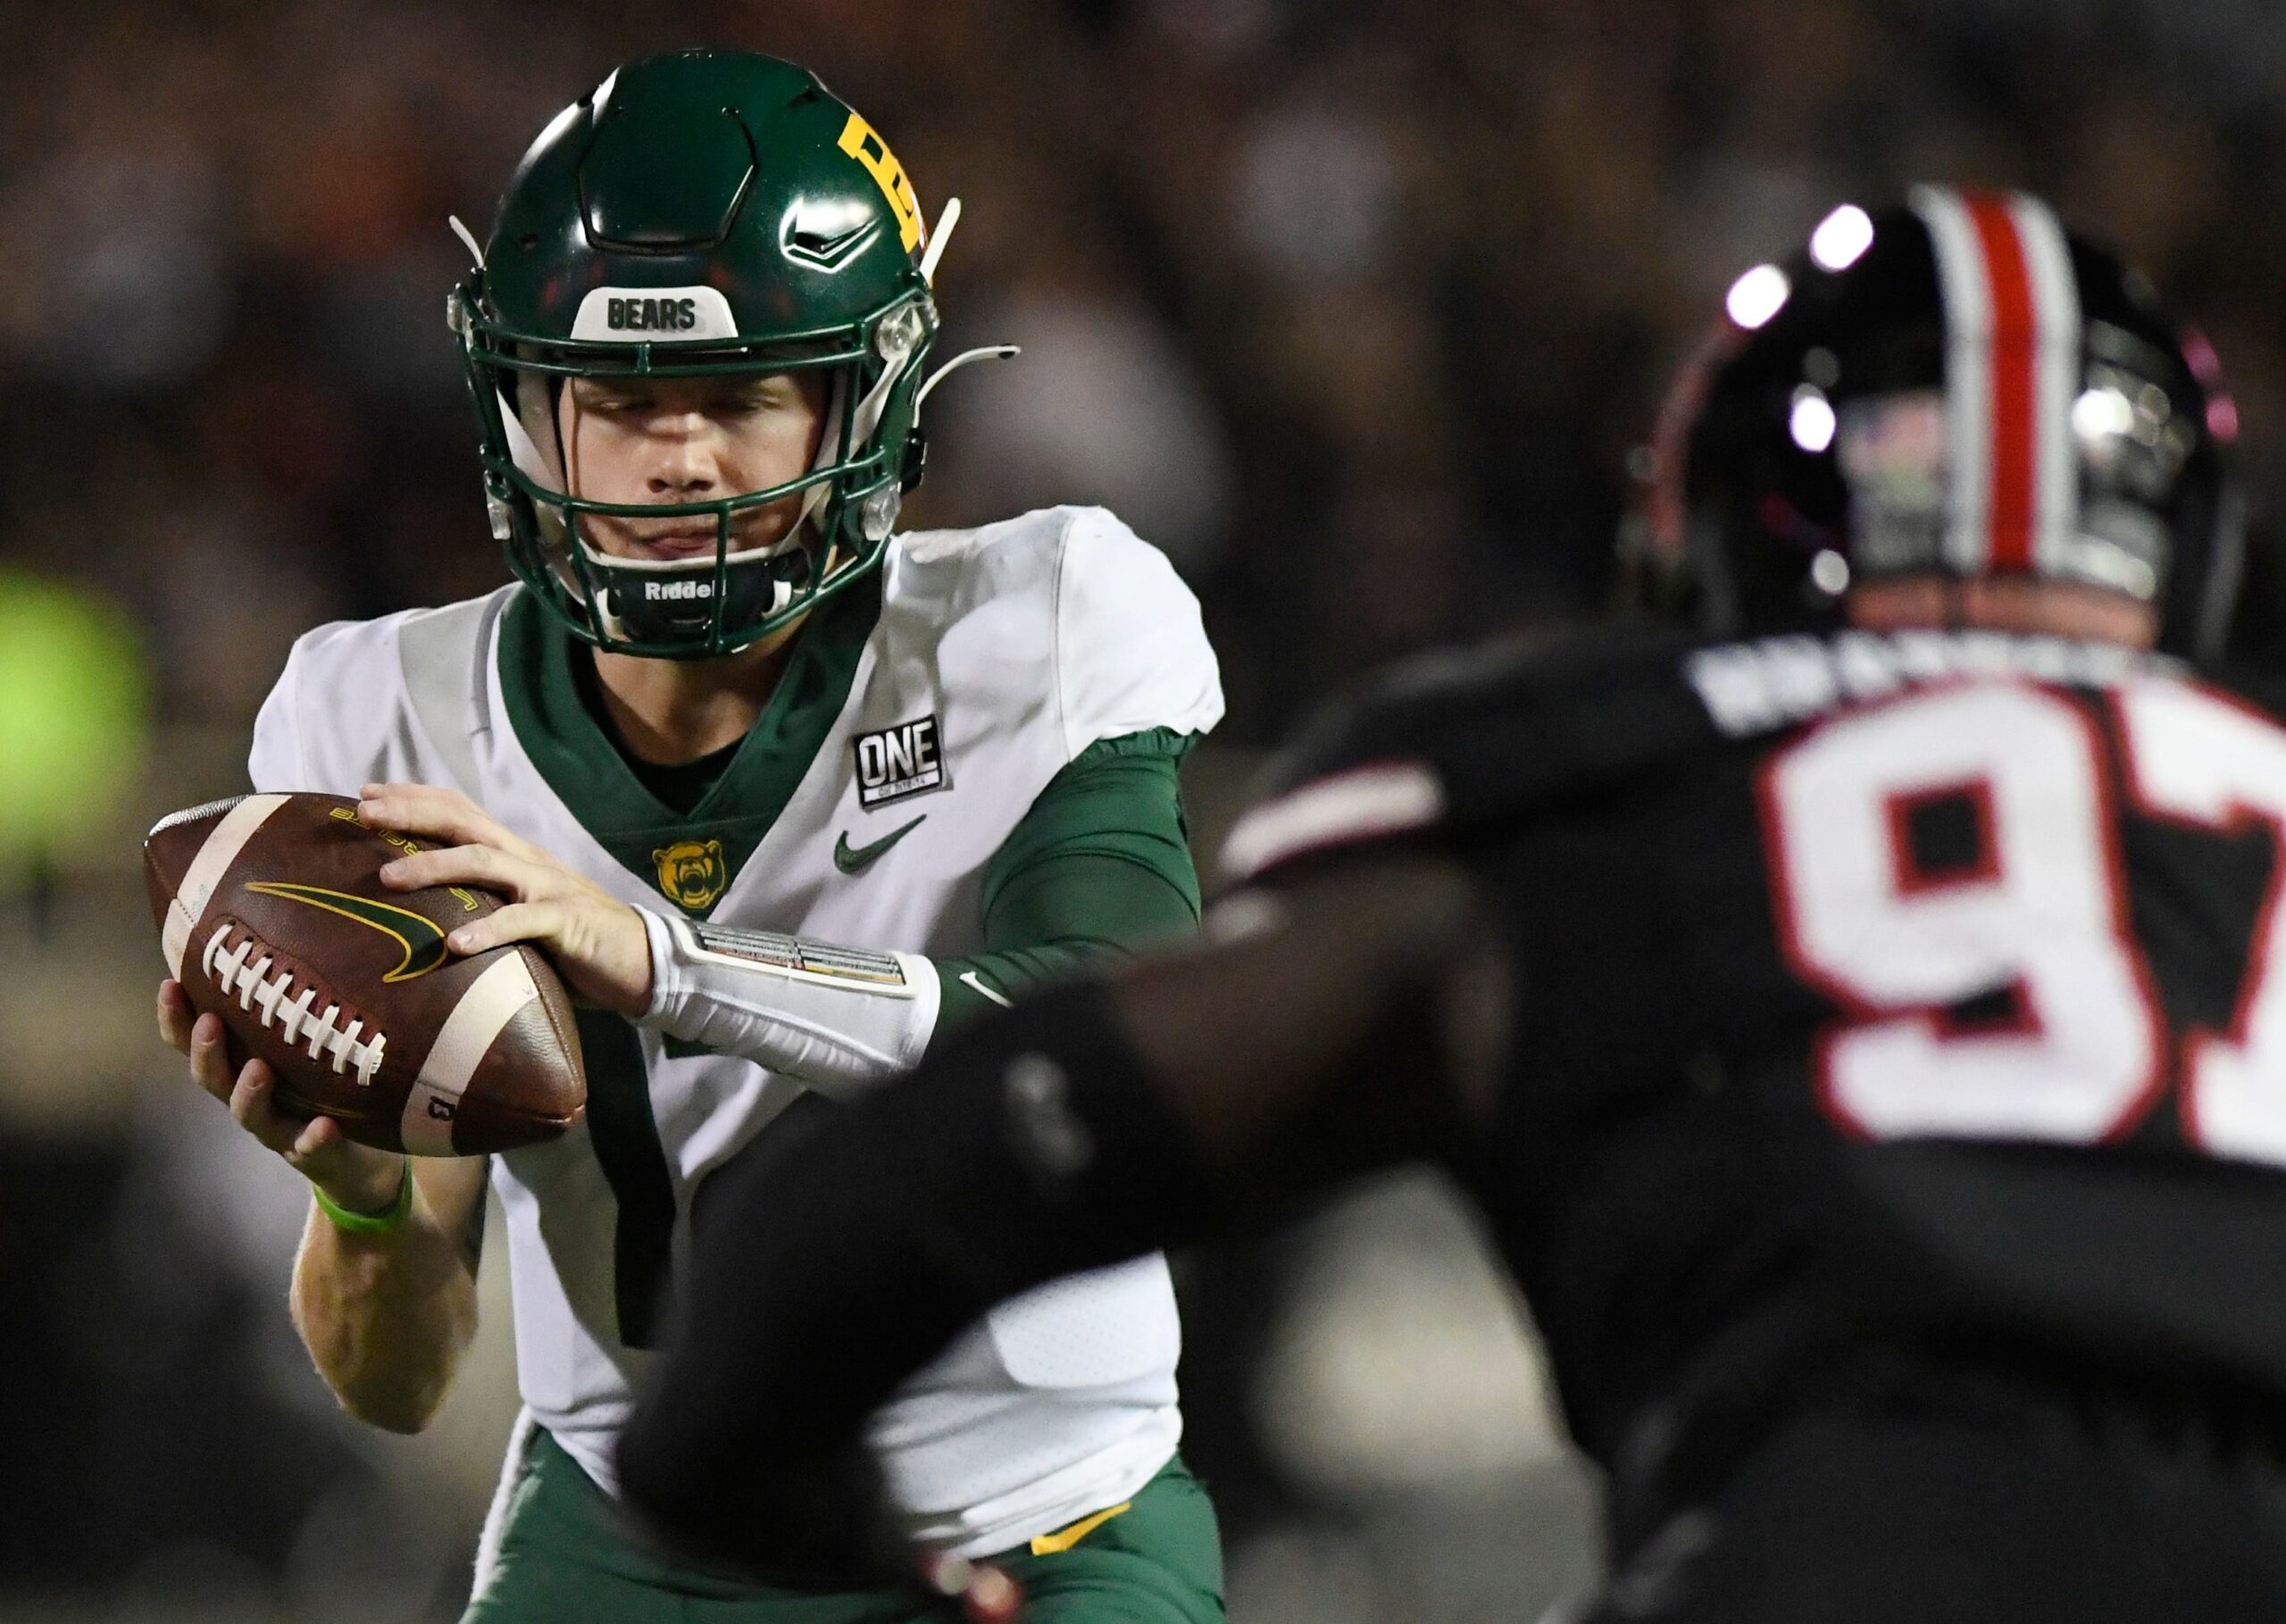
left=451, top=51, right=940, bottom=658
left=1636, top=188, right=2244, bottom=659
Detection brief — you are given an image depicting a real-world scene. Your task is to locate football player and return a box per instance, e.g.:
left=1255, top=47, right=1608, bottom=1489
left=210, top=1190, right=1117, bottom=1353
left=617, top=189, right=2286, bottom=1620
left=152, top=50, right=1227, bottom=1624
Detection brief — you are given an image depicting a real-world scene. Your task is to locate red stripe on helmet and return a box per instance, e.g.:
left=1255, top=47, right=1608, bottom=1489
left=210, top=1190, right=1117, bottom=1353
left=1964, top=195, right=2039, bottom=572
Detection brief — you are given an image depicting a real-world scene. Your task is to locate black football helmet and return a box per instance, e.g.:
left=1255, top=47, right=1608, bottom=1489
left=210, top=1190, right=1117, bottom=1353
left=1632, top=187, right=2244, bottom=657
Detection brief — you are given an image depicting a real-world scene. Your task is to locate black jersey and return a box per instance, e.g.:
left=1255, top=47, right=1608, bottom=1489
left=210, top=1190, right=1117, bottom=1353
left=1230, top=623, right=2286, bottom=1539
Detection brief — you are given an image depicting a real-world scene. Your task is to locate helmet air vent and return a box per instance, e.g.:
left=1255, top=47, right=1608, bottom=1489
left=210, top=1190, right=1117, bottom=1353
left=579, top=100, right=757, bottom=253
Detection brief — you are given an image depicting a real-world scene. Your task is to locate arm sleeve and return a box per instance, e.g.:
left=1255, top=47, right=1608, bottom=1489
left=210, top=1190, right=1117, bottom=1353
left=930, top=508, right=1222, bottom=1027
left=618, top=856, right=1485, bottom=1578
left=932, top=727, right=1205, bottom=1028
left=616, top=979, right=1223, bottom=1581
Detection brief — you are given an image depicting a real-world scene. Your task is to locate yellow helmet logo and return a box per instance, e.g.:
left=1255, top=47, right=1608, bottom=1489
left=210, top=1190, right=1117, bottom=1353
left=652, top=838, right=729, bottom=912
left=837, top=111, right=922, bottom=253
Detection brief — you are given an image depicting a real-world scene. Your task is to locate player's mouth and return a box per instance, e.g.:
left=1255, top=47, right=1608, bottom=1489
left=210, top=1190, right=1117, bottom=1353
left=593, top=510, right=793, bottom=563
left=630, top=529, right=722, bottom=561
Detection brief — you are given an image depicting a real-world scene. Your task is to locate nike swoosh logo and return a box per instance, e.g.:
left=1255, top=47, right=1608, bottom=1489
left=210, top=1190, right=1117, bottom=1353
left=959, top=971, right=1012, bottom=1009
left=243, top=882, right=453, bottom=982
left=833, top=815, right=926, bottom=875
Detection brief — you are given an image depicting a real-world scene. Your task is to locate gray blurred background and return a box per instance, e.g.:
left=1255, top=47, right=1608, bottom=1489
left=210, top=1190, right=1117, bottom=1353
left=6, top=0, right=2286, bottom=1619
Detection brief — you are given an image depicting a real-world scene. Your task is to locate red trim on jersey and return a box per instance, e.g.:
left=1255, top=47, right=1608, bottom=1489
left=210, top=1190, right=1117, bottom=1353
left=1219, top=759, right=1445, bottom=885
left=2109, top=679, right=2286, bottom=1153
left=1965, top=195, right=2040, bottom=572
left=1885, top=777, right=2002, bottom=896
left=1752, top=731, right=1873, bottom=1142
left=1759, top=679, right=2167, bottom=1145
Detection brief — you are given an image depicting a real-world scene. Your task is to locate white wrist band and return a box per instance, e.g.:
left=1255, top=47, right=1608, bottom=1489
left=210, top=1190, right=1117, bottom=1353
left=639, top=909, right=942, bottom=1097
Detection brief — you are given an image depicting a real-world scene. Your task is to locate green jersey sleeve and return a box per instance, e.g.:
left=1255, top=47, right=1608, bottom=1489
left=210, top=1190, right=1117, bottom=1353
left=933, top=727, right=1203, bottom=1029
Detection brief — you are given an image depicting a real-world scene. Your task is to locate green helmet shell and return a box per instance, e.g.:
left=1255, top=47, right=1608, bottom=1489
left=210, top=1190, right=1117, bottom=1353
left=450, top=50, right=939, bottom=657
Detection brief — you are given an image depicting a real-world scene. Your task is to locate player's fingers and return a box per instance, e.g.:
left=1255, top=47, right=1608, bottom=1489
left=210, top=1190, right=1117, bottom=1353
left=228, top=1060, right=304, bottom=1155
left=360, top=784, right=548, bottom=867
left=379, top=843, right=562, bottom=902
left=283, top=1111, right=345, bottom=1168
left=187, top=1012, right=237, bottom=1102
left=357, top=785, right=490, bottom=848
left=157, top=979, right=196, bottom=1054
left=963, top=1566, right=1022, bottom=1624
left=918, top=1555, right=1023, bottom=1624
left=446, top=898, right=562, bottom=957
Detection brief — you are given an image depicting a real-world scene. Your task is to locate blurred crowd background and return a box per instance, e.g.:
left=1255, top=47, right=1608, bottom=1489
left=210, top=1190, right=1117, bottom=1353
left=7, top=0, right=2286, bottom=1619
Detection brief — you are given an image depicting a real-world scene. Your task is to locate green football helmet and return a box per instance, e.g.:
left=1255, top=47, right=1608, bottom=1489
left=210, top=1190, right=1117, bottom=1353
left=450, top=50, right=959, bottom=657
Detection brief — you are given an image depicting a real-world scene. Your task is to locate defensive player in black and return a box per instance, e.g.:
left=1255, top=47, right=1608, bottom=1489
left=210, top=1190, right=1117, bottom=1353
left=618, top=187, right=2286, bottom=1620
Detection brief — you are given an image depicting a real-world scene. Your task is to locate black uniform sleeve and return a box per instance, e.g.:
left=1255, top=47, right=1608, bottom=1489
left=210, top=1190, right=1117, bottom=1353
left=615, top=980, right=1224, bottom=1583
left=1226, top=623, right=1723, bottom=888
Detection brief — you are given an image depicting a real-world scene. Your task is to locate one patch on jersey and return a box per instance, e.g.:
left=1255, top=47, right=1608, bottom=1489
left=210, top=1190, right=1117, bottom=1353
left=853, top=715, right=950, bottom=808
left=688, top=920, right=908, bottom=987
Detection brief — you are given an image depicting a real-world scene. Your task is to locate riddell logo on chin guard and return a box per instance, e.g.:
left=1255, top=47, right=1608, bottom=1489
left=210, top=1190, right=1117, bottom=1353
left=644, top=579, right=714, bottom=602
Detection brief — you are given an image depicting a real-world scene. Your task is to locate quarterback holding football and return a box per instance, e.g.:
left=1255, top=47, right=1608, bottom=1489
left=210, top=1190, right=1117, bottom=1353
left=154, top=48, right=1226, bottom=1624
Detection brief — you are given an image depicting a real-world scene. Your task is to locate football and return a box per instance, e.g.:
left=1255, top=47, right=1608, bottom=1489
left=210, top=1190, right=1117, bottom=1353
left=145, top=792, right=586, bottom=1155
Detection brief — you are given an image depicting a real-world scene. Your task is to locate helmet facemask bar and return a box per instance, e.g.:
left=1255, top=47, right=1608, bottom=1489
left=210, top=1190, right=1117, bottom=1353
left=452, top=279, right=935, bottom=658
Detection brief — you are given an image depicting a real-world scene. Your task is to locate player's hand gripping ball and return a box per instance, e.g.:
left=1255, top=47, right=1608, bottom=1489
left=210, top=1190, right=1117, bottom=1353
left=354, top=780, right=655, bottom=1018
left=145, top=792, right=586, bottom=1155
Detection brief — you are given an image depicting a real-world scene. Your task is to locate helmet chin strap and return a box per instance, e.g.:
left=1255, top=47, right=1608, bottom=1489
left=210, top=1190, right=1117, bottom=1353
left=795, top=368, right=852, bottom=539
left=914, top=190, right=1020, bottom=421
left=447, top=214, right=485, bottom=270
left=585, top=558, right=797, bottom=646
left=919, top=196, right=961, bottom=285
left=917, top=345, right=1021, bottom=412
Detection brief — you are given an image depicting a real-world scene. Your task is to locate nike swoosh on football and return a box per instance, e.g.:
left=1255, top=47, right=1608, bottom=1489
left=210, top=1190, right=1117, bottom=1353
left=834, top=815, right=926, bottom=874
left=244, top=882, right=453, bottom=982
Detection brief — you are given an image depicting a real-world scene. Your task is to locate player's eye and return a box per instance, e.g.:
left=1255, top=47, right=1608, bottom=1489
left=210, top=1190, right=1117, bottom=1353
left=721, top=385, right=784, bottom=415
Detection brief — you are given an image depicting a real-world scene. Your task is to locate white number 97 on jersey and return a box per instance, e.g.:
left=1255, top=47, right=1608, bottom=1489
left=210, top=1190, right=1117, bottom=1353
left=1761, top=678, right=2286, bottom=1166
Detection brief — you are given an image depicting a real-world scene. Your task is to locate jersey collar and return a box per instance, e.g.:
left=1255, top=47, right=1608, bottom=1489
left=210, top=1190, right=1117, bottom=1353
left=496, top=575, right=880, bottom=915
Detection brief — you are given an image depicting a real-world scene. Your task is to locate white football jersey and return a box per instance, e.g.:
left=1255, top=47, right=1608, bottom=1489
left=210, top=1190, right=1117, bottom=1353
left=248, top=505, right=1224, bottom=1556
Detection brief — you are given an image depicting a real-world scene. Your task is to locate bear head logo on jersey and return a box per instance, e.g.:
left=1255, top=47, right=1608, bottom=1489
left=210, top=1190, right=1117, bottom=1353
left=652, top=839, right=729, bottom=912
left=1627, top=187, right=2245, bottom=660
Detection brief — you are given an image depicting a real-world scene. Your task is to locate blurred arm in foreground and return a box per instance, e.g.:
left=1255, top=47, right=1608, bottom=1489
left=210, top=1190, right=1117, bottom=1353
left=616, top=854, right=1499, bottom=1578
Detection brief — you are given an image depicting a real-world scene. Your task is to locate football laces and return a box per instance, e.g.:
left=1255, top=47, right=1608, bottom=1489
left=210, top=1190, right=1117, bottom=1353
left=202, top=921, right=388, bottom=1089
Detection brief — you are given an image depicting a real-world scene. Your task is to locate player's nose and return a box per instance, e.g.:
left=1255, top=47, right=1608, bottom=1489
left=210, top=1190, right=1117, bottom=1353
left=647, top=434, right=720, bottom=496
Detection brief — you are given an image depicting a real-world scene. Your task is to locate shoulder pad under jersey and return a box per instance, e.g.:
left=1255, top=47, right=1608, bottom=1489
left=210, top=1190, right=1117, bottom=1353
left=1222, top=623, right=1724, bottom=885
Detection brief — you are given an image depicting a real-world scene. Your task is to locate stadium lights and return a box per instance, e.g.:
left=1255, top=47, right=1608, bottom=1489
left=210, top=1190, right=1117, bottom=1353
left=1810, top=204, right=1875, bottom=271
left=1727, top=264, right=1790, bottom=329
left=1790, top=387, right=1838, bottom=453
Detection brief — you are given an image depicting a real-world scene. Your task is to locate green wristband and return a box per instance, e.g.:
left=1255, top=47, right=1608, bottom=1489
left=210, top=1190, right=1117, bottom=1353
left=313, top=1160, right=413, bottom=1234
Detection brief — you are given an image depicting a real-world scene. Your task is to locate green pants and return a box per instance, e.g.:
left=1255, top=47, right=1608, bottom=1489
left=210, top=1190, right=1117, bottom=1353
left=463, top=1428, right=1224, bottom=1624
